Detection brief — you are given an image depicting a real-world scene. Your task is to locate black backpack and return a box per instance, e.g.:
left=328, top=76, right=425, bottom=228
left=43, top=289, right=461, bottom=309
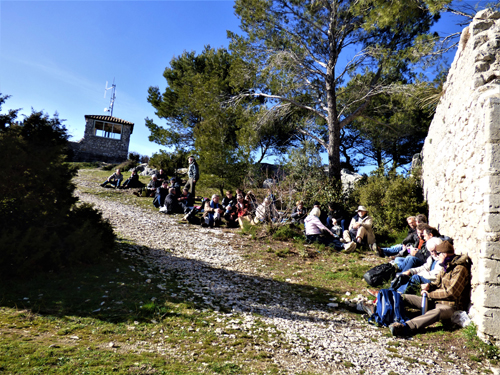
left=363, top=263, right=396, bottom=287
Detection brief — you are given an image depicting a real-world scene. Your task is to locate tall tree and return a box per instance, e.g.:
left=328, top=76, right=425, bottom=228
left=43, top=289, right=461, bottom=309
left=229, top=0, right=450, bottom=179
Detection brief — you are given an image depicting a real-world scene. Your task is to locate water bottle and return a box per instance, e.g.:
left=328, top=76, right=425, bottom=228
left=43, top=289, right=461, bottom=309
left=421, top=292, right=428, bottom=315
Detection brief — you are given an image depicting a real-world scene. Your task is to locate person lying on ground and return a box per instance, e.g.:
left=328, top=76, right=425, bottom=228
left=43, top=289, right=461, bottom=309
left=100, top=169, right=123, bottom=188
left=344, top=205, right=377, bottom=252
left=389, top=241, right=471, bottom=337
left=202, top=194, right=224, bottom=228
left=305, top=207, right=356, bottom=252
left=291, top=200, right=307, bottom=224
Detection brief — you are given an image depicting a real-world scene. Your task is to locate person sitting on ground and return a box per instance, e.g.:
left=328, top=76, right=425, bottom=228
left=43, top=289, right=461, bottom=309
left=153, top=181, right=170, bottom=208
left=291, top=200, right=307, bottom=224
left=392, top=224, right=436, bottom=272
left=378, top=216, right=418, bottom=257
left=236, top=188, right=246, bottom=198
left=327, top=202, right=346, bottom=232
left=389, top=241, right=471, bottom=337
left=121, top=170, right=142, bottom=189
left=254, top=197, right=279, bottom=223
left=222, top=191, right=238, bottom=227
left=168, top=177, right=181, bottom=196
left=305, top=207, right=356, bottom=252
left=178, top=187, right=193, bottom=213
left=100, top=168, right=124, bottom=188
left=145, top=174, right=161, bottom=197
left=202, top=194, right=224, bottom=227
left=160, top=188, right=181, bottom=214
left=245, top=191, right=258, bottom=214
left=236, top=194, right=251, bottom=227
left=344, top=205, right=376, bottom=251
left=156, top=168, right=168, bottom=183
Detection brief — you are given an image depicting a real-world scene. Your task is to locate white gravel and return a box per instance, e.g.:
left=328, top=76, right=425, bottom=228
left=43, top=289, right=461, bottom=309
left=75, top=180, right=488, bottom=374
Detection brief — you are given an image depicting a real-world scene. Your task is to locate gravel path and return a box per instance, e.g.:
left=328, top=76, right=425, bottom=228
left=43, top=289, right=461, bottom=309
left=75, top=178, right=483, bottom=374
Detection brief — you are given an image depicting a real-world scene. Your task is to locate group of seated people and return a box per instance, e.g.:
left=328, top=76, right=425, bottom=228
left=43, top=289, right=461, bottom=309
left=361, top=214, right=471, bottom=338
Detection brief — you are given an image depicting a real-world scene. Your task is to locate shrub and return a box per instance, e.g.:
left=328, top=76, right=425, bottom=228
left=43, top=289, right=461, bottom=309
left=0, top=98, right=115, bottom=279
left=116, top=158, right=138, bottom=171
left=149, top=149, right=190, bottom=175
left=351, top=168, right=428, bottom=239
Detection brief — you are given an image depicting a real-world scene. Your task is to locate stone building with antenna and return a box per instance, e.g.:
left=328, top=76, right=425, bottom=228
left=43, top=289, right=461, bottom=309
left=68, top=115, right=134, bottom=163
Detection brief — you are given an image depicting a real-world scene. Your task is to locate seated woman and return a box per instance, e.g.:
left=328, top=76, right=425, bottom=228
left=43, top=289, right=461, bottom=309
left=100, top=169, right=123, bottom=188
left=236, top=194, right=251, bottom=228
left=245, top=191, right=258, bottom=214
left=305, top=207, right=356, bottom=252
left=290, top=200, right=307, bottom=224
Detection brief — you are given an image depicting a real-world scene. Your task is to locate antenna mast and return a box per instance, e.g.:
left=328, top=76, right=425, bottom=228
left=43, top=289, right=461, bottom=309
left=104, top=79, right=116, bottom=117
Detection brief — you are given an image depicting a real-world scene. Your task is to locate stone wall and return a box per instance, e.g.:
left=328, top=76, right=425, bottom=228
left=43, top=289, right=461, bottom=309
left=421, top=9, right=500, bottom=343
left=69, top=116, right=133, bottom=164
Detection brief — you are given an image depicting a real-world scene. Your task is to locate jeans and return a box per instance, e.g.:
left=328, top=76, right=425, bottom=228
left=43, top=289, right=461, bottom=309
left=327, top=218, right=345, bottom=232
left=397, top=275, right=430, bottom=294
left=102, top=179, right=122, bottom=188
left=396, top=256, right=424, bottom=272
left=382, top=244, right=403, bottom=257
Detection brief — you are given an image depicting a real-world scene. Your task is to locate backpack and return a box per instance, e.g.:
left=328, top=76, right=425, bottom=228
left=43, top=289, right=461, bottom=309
left=363, top=263, right=396, bottom=287
left=369, top=288, right=408, bottom=327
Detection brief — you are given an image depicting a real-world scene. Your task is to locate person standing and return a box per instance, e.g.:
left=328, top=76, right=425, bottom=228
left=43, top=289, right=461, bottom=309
left=184, top=156, right=200, bottom=199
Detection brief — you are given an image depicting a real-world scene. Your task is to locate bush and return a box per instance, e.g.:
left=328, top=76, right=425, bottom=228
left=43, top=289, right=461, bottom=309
left=116, top=158, right=138, bottom=171
left=0, top=98, right=115, bottom=279
left=149, top=149, right=189, bottom=175
left=351, top=168, right=428, bottom=239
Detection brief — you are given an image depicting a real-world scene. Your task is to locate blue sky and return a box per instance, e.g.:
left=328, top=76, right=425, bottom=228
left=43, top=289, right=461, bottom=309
left=0, top=0, right=474, bottom=164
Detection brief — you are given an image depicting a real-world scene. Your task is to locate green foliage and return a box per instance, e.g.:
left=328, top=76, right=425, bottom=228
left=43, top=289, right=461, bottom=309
left=271, top=224, right=303, bottom=242
left=351, top=168, right=427, bottom=238
left=116, top=159, right=138, bottom=172
left=463, top=323, right=500, bottom=363
left=0, top=96, right=115, bottom=279
left=148, top=149, right=190, bottom=177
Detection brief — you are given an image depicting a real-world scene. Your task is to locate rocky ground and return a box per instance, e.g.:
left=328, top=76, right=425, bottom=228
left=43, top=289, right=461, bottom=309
left=75, top=173, right=491, bottom=375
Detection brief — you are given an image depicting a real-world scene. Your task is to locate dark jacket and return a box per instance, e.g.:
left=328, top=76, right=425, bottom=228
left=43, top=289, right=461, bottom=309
left=164, top=193, right=179, bottom=214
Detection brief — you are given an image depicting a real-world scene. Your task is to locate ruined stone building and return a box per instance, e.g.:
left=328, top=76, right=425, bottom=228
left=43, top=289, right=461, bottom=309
left=69, top=115, right=134, bottom=164
left=422, top=9, right=500, bottom=344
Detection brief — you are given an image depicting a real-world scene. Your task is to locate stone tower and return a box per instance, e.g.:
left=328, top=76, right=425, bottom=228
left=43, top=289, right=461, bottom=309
left=422, top=9, right=500, bottom=343
left=69, top=115, right=134, bottom=163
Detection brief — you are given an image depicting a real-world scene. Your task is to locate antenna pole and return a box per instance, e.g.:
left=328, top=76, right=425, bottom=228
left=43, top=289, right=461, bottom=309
left=104, top=78, right=117, bottom=117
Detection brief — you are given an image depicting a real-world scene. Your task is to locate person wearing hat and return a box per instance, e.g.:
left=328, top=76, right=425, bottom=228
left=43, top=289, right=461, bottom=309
left=389, top=241, right=471, bottom=337
left=184, top=156, right=200, bottom=199
left=344, top=205, right=376, bottom=251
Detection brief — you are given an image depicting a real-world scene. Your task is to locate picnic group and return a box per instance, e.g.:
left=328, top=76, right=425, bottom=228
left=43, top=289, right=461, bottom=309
left=99, top=156, right=472, bottom=338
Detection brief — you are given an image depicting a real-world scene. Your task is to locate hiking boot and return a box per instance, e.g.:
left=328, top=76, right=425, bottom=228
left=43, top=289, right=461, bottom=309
left=201, top=222, right=208, bottom=228
left=389, top=322, right=410, bottom=337
left=361, top=301, right=375, bottom=317
left=343, top=241, right=357, bottom=253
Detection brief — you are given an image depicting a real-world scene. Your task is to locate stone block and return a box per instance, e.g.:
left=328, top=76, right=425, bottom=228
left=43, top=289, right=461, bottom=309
left=481, top=241, right=500, bottom=260
left=485, top=214, right=500, bottom=232
left=485, top=144, right=500, bottom=169
left=484, top=194, right=500, bottom=213
left=474, top=284, right=500, bottom=307
left=477, top=258, right=500, bottom=283
left=475, top=308, right=500, bottom=340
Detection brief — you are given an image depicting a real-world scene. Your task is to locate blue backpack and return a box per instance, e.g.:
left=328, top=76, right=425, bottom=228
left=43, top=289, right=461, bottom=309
left=368, top=289, right=407, bottom=327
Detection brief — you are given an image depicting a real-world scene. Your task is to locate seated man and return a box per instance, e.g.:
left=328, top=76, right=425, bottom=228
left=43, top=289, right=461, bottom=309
left=145, top=174, right=161, bottom=197
left=379, top=216, right=418, bottom=257
left=202, top=194, right=224, bottom=227
left=121, top=170, right=142, bottom=189
left=396, top=237, right=444, bottom=294
left=344, top=206, right=376, bottom=251
left=160, top=188, right=181, bottom=214
left=153, top=181, right=170, bottom=208
left=305, top=207, right=356, bottom=252
left=389, top=241, right=470, bottom=337
left=100, top=169, right=123, bottom=188
left=393, top=224, right=435, bottom=272
left=178, top=187, right=192, bottom=213
left=291, top=200, right=307, bottom=224
left=168, top=177, right=181, bottom=196
left=156, top=168, right=168, bottom=183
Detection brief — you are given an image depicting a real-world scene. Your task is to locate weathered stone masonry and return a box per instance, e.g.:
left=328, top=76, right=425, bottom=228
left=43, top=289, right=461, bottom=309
left=422, top=9, right=500, bottom=343
left=69, top=115, right=134, bottom=164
